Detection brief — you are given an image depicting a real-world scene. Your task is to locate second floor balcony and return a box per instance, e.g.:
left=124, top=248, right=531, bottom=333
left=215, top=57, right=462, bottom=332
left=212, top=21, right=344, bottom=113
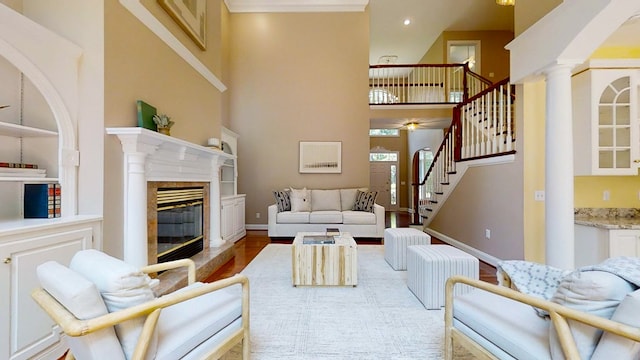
left=369, top=63, right=492, bottom=106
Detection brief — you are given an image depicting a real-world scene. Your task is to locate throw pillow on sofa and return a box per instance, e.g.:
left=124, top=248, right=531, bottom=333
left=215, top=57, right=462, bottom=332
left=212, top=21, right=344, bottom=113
left=311, top=189, right=341, bottom=211
left=352, top=190, right=378, bottom=212
left=548, top=270, right=635, bottom=360
left=273, top=190, right=291, bottom=212
left=290, top=187, right=311, bottom=212
left=591, top=288, right=640, bottom=359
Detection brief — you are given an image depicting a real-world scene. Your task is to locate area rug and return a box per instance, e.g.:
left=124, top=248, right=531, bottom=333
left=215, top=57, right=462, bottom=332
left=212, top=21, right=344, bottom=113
left=222, top=244, right=476, bottom=360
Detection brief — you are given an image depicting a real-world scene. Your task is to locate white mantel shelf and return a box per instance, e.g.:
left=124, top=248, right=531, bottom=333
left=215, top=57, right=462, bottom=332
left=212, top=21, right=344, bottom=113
left=106, top=127, right=234, bottom=267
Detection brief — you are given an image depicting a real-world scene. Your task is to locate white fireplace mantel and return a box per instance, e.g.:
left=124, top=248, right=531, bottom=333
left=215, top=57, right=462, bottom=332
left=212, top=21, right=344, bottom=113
left=106, top=127, right=234, bottom=267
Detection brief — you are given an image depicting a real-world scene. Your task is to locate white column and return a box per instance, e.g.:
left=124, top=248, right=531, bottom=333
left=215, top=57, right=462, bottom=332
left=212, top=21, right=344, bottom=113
left=124, top=152, right=148, bottom=267
left=544, top=64, right=575, bottom=269
left=209, top=159, right=225, bottom=247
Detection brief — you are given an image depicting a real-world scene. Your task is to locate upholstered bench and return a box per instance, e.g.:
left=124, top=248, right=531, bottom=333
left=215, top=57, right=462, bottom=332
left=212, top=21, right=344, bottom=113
left=383, top=227, right=431, bottom=270
left=407, top=245, right=478, bottom=309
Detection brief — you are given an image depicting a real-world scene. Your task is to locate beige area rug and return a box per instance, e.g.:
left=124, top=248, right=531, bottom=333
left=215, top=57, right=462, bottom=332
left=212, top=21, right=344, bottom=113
left=222, top=244, right=476, bottom=360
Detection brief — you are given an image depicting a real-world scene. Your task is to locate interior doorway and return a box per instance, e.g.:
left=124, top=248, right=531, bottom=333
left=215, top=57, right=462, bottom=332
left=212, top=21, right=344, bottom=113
left=369, top=150, right=399, bottom=211
left=447, top=40, right=481, bottom=74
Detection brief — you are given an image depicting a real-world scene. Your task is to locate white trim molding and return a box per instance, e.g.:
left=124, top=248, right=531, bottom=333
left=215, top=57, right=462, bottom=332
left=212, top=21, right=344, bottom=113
left=224, top=0, right=369, bottom=13
left=424, top=227, right=502, bottom=267
left=119, top=0, right=226, bottom=92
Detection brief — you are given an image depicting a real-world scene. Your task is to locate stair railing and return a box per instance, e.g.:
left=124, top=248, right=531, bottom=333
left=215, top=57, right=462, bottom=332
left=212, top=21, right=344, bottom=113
left=412, top=78, right=515, bottom=224
left=369, top=64, right=491, bottom=105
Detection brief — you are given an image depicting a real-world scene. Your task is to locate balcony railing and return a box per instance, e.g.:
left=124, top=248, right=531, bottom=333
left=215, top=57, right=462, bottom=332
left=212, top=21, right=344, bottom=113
left=369, top=64, right=492, bottom=105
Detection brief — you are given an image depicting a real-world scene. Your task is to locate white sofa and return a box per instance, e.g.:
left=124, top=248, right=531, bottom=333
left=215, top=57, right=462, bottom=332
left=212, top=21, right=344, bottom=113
left=268, top=188, right=385, bottom=239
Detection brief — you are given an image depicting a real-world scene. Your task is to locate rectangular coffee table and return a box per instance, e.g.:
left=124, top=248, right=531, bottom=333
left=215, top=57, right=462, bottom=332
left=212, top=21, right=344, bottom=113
left=292, top=232, right=357, bottom=286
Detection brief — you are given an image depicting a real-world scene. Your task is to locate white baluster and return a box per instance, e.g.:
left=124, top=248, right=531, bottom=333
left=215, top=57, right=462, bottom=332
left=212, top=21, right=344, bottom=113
left=506, top=84, right=513, bottom=150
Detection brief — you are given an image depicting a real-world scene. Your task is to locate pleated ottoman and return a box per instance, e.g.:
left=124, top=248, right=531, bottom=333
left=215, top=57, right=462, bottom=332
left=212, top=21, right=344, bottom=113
left=384, top=228, right=431, bottom=270
left=407, top=244, right=478, bottom=309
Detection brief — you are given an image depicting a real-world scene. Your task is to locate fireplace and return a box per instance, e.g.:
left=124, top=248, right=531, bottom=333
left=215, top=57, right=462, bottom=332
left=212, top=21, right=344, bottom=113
left=148, top=182, right=210, bottom=265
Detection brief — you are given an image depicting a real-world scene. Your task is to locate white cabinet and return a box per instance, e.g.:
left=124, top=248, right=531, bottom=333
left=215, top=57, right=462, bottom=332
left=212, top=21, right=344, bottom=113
left=0, top=217, right=102, bottom=360
left=575, top=224, right=640, bottom=267
left=220, top=127, right=245, bottom=243
left=221, top=195, right=246, bottom=243
left=609, top=229, right=640, bottom=258
left=573, top=61, right=640, bottom=175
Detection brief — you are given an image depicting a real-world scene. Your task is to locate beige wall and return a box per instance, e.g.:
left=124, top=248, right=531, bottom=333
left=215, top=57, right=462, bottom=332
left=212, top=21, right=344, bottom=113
left=228, top=11, right=370, bottom=226
left=418, top=31, right=513, bottom=82
left=103, top=1, right=226, bottom=256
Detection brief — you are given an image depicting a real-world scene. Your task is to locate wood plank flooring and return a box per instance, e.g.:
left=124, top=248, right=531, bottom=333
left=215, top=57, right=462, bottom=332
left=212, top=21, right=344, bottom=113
left=205, top=211, right=498, bottom=284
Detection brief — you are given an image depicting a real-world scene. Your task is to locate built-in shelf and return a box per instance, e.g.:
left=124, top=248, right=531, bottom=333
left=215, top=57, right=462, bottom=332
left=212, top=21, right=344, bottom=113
left=0, top=177, right=58, bottom=183
left=0, top=121, right=58, bottom=137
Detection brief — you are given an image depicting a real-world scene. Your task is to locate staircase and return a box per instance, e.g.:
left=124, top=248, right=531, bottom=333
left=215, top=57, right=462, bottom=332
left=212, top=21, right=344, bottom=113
left=413, top=78, right=516, bottom=226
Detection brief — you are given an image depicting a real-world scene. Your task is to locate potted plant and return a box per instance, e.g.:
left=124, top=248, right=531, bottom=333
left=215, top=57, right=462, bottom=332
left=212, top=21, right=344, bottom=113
left=153, top=114, right=174, bottom=135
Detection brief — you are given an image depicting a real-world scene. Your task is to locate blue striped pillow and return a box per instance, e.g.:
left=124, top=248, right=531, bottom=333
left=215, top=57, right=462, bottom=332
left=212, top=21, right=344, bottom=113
left=352, top=190, right=378, bottom=212
left=273, top=190, right=291, bottom=212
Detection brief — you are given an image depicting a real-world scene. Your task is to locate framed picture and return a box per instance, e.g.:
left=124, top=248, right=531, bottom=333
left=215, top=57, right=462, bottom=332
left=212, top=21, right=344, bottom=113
left=158, top=0, right=206, bottom=50
left=299, top=141, right=342, bottom=173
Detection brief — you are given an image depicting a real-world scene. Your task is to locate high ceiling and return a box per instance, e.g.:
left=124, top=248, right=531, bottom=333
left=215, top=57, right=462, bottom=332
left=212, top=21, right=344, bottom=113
left=368, top=0, right=514, bottom=66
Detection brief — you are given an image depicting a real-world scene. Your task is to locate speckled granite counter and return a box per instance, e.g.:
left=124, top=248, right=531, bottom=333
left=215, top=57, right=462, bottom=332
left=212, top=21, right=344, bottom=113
left=574, top=208, right=640, bottom=230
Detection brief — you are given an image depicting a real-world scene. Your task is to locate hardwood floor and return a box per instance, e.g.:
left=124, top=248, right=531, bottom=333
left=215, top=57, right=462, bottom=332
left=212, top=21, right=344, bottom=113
left=204, top=211, right=498, bottom=284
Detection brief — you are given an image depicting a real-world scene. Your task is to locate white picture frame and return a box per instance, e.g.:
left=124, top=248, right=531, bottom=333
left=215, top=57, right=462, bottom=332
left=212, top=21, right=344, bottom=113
left=299, top=141, right=342, bottom=173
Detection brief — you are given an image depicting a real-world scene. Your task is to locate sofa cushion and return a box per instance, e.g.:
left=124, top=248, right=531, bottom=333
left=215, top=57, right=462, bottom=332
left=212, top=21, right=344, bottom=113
left=454, top=288, right=551, bottom=360
left=340, top=188, right=366, bottom=211
left=311, top=189, right=341, bottom=211
left=352, top=190, right=378, bottom=212
left=37, top=261, right=126, bottom=360
left=309, top=211, right=343, bottom=224
left=276, top=211, right=310, bottom=224
left=342, top=210, right=377, bottom=225
left=591, top=288, right=640, bottom=360
left=549, top=270, right=635, bottom=360
left=290, top=187, right=311, bottom=212
left=273, top=190, right=291, bottom=212
left=70, top=249, right=159, bottom=360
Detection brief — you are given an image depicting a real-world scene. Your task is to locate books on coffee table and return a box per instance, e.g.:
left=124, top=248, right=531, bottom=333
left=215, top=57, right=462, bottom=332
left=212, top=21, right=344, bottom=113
left=302, top=235, right=335, bottom=244
left=326, top=227, right=340, bottom=236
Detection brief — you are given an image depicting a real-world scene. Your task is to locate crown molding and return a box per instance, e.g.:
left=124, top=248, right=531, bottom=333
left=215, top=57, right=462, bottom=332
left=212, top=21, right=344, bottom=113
left=224, top=0, right=368, bottom=13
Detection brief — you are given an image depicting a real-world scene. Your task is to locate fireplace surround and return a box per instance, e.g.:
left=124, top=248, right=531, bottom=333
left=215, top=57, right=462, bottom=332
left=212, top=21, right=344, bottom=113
left=107, top=127, right=233, bottom=268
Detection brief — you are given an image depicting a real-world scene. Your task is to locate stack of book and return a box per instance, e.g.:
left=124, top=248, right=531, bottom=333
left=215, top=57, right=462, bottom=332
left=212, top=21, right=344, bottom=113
left=24, top=183, right=61, bottom=218
left=0, top=162, right=45, bottom=178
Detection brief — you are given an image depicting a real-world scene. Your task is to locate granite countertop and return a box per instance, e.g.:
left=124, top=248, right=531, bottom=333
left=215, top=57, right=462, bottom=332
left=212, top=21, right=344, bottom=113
left=574, top=208, right=640, bottom=230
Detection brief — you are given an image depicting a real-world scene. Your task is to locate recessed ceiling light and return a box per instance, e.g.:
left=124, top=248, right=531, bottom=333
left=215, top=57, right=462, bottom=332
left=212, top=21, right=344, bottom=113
left=403, top=18, right=411, bottom=26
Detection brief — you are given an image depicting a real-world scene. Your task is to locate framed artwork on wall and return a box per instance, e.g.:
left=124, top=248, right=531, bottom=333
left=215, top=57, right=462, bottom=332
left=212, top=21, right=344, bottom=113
left=158, top=0, right=206, bottom=50
left=299, top=141, right=342, bottom=173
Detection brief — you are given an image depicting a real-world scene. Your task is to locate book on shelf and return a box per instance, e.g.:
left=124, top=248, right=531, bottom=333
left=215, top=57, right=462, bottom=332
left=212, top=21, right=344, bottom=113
left=24, top=183, right=61, bottom=218
left=0, top=162, right=38, bottom=168
left=0, top=167, right=46, bottom=178
left=302, top=235, right=335, bottom=245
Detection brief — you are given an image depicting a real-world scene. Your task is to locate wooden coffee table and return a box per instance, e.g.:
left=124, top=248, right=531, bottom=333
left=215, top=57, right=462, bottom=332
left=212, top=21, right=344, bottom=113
left=291, top=232, right=358, bottom=286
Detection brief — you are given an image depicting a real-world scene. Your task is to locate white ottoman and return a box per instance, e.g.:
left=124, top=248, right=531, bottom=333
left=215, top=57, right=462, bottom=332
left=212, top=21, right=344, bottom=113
left=407, top=245, right=479, bottom=309
left=384, top=228, right=431, bottom=270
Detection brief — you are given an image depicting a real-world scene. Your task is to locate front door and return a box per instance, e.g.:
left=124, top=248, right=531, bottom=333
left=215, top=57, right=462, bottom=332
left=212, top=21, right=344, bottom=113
left=369, top=162, right=397, bottom=210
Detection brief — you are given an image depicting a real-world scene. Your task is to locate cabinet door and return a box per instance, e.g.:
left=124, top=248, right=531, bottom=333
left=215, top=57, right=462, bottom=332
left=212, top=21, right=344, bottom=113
left=221, top=199, right=234, bottom=240
left=233, top=197, right=245, bottom=236
left=609, top=229, right=640, bottom=258
left=592, top=70, right=639, bottom=175
left=0, top=227, right=94, bottom=360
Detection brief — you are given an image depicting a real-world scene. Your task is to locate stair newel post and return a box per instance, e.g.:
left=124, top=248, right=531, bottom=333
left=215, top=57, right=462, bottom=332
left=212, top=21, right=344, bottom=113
left=462, top=63, right=470, bottom=102
left=411, top=151, right=421, bottom=225
left=453, top=106, right=462, bottom=162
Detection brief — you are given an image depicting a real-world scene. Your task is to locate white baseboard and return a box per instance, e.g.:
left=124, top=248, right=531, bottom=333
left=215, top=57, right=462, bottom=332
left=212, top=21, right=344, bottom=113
left=246, top=224, right=268, bottom=231
left=423, top=227, right=502, bottom=267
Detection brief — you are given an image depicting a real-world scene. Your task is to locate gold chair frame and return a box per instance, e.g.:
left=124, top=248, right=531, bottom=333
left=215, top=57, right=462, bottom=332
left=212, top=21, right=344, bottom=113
left=444, top=275, right=640, bottom=360
left=32, top=259, right=250, bottom=360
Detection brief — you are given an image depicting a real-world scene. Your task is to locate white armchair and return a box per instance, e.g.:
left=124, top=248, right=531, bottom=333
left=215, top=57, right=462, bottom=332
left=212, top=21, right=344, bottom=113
left=444, top=258, right=640, bottom=360
left=31, top=249, right=249, bottom=360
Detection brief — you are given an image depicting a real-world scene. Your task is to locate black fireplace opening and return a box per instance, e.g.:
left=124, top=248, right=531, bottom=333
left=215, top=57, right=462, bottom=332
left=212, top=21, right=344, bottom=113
left=156, top=187, right=204, bottom=263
